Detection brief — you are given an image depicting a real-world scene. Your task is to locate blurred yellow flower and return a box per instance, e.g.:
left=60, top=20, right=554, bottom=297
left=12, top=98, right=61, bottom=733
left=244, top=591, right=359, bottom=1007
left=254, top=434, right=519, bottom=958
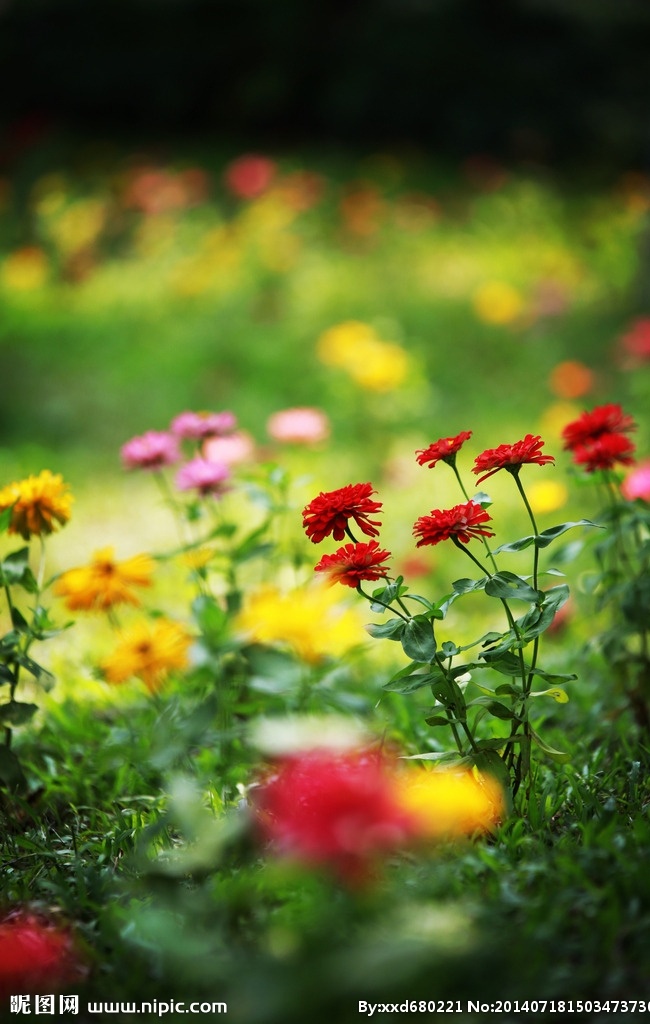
left=539, top=401, right=581, bottom=442
left=236, top=583, right=365, bottom=663
left=1, top=247, right=49, bottom=291
left=0, top=470, right=72, bottom=540
left=472, top=281, right=524, bottom=325
left=101, top=618, right=192, bottom=692
left=46, top=198, right=107, bottom=256
left=180, top=547, right=214, bottom=570
left=527, top=480, right=568, bottom=515
left=54, top=547, right=155, bottom=612
left=394, top=768, right=503, bottom=838
left=316, top=321, right=410, bottom=391
left=317, top=320, right=378, bottom=367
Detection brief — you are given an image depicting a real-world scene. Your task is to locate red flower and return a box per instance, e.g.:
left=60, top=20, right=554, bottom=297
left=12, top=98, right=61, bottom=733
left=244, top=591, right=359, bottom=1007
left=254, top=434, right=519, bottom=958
left=472, top=434, right=555, bottom=483
left=561, top=403, right=636, bottom=451
left=302, top=483, right=382, bottom=544
left=0, top=912, right=85, bottom=997
left=572, top=433, right=636, bottom=473
left=314, top=541, right=391, bottom=588
left=413, top=500, right=494, bottom=548
left=253, top=749, right=416, bottom=883
left=416, top=430, right=473, bottom=468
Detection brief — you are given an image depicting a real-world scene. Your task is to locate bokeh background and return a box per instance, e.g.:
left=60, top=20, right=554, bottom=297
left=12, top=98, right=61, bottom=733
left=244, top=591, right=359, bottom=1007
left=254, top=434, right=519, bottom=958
left=1, top=0, right=649, bottom=480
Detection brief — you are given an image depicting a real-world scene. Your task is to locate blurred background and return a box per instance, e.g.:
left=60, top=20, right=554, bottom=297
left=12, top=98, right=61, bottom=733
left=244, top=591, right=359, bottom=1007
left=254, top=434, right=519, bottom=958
left=1, top=0, right=649, bottom=480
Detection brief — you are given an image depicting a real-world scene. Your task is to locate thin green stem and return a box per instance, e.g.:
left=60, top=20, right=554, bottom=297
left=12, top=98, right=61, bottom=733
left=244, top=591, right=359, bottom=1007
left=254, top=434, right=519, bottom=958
left=356, top=583, right=409, bottom=621
left=512, top=472, right=540, bottom=591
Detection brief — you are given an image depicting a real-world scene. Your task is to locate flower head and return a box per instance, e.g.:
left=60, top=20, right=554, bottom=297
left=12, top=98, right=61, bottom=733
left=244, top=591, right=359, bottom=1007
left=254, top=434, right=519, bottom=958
left=572, top=433, right=636, bottom=473
left=413, top=501, right=494, bottom=548
left=54, top=547, right=155, bottom=612
left=101, top=617, right=192, bottom=692
left=223, top=154, right=276, bottom=199
left=0, top=470, right=72, bottom=540
left=622, top=460, right=650, bottom=502
left=0, top=911, right=85, bottom=997
left=175, top=457, right=231, bottom=496
left=170, top=410, right=236, bottom=440
left=392, top=768, right=503, bottom=838
left=253, top=748, right=416, bottom=883
left=266, top=407, right=330, bottom=445
left=561, top=403, right=636, bottom=451
left=302, top=483, right=382, bottom=544
left=120, top=430, right=180, bottom=470
left=314, top=541, right=392, bottom=588
left=203, top=430, right=256, bottom=466
left=416, top=431, right=473, bottom=469
left=472, top=434, right=555, bottom=484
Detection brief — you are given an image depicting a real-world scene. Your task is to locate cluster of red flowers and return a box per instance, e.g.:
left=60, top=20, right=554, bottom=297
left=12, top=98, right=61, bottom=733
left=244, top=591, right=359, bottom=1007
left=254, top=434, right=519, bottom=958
left=302, top=483, right=391, bottom=587
left=0, top=911, right=85, bottom=997
left=561, top=403, right=636, bottom=472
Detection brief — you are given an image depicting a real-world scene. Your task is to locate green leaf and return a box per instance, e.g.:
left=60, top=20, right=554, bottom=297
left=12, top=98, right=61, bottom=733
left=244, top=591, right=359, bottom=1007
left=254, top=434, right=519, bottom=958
left=534, top=519, right=601, bottom=549
left=15, top=653, right=55, bottom=690
left=0, top=701, right=38, bottom=725
left=0, top=746, right=26, bottom=790
left=0, top=548, right=38, bottom=592
left=529, top=687, right=569, bottom=703
left=365, top=617, right=405, bottom=641
left=452, top=577, right=488, bottom=595
left=492, top=535, right=537, bottom=554
left=383, top=672, right=433, bottom=694
left=0, top=507, right=13, bottom=533
left=529, top=726, right=571, bottom=763
left=0, top=665, right=15, bottom=685
left=192, top=594, right=228, bottom=639
left=400, top=614, right=437, bottom=662
left=516, top=585, right=570, bottom=641
left=472, top=491, right=493, bottom=508
left=371, top=576, right=404, bottom=610
left=485, top=572, right=541, bottom=603
left=466, top=696, right=514, bottom=719
left=424, top=714, right=452, bottom=727
left=480, top=650, right=524, bottom=675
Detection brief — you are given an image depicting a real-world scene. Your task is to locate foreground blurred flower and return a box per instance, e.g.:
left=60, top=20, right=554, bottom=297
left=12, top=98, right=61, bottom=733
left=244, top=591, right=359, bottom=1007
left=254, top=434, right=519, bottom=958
left=101, top=618, right=192, bottom=692
left=203, top=430, right=256, bottom=467
left=561, top=403, right=636, bottom=450
left=54, top=547, right=155, bottom=612
left=416, top=431, right=473, bottom=469
left=393, top=768, right=503, bottom=838
left=121, top=430, right=180, bottom=470
left=266, top=407, right=330, bottom=445
left=175, top=457, right=231, bottom=496
left=223, top=154, right=276, bottom=199
left=622, top=460, right=650, bottom=502
left=170, top=410, right=236, bottom=440
left=413, top=501, right=494, bottom=548
left=236, top=583, right=364, bottom=663
left=0, top=911, right=85, bottom=997
left=572, top=433, right=637, bottom=473
left=0, top=470, right=72, bottom=540
left=302, top=483, right=382, bottom=544
left=314, top=540, right=392, bottom=588
left=473, top=434, right=555, bottom=484
left=253, top=749, right=415, bottom=882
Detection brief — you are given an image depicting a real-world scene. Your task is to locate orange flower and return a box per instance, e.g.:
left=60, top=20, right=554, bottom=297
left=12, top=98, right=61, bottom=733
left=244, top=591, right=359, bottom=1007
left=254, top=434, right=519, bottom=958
left=54, top=547, right=155, bottom=612
left=0, top=470, right=72, bottom=540
left=101, top=618, right=192, bottom=692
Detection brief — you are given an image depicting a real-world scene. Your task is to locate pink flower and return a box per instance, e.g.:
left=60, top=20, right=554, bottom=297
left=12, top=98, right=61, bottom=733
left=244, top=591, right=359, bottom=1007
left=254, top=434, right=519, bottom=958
left=267, top=407, right=330, bottom=445
left=175, top=457, right=230, bottom=496
left=170, top=410, right=236, bottom=440
left=622, top=460, right=650, bottom=501
left=120, top=431, right=180, bottom=470
left=223, top=155, right=276, bottom=199
left=203, top=430, right=256, bottom=466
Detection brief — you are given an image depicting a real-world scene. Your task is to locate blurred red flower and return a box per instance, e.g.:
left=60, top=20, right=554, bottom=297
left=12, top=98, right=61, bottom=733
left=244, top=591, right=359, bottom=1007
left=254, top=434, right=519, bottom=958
left=561, top=403, right=636, bottom=451
left=416, top=430, right=473, bottom=469
left=302, top=483, right=382, bottom=544
left=572, top=434, right=636, bottom=473
left=413, top=501, right=494, bottom=548
left=473, top=434, right=554, bottom=483
left=618, top=317, right=650, bottom=365
left=223, top=155, right=276, bottom=199
left=314, top=540, right=391, bottom=588
left=0, top=912, right=85, bottom=997
left=253, top=749, right=415, bottom=882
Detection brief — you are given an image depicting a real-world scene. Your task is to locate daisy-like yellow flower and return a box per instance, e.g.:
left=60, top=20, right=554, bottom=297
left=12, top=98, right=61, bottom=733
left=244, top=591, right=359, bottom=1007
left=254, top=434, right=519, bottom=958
left=393, top=768, right=503, bottom=839
left=101, top=618, right=192, bottom=693
left=0, top=470, right=73, bottom=540
left=54, top=547, right=156, bottom=612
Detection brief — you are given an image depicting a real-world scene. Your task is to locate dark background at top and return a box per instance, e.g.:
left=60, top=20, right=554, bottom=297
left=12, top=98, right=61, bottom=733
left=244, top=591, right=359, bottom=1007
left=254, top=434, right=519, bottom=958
left=1, top=0, right=650, bottom=167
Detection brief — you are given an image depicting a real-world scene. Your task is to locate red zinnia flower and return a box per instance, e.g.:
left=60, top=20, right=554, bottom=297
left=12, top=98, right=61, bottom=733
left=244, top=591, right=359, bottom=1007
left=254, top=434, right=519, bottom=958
left=561, top=403, right=636, bottom=451
left=253, top=749, right=416, bottom=883
left=413, top=500, right=494, bottom=548
left=572, top=433, right=636, bottom=473
left=314, top=541, right=391, bottom=588
left=0, top=912, right=85, bottom=997
left=472, top=434, right=555, bottom=484
left=415, top=430, right=473, bottom=468
left=302, top=483, right=382, bottom=544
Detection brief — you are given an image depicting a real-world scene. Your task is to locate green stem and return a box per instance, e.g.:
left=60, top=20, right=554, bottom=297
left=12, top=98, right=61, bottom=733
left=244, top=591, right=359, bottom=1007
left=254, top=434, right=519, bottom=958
left=512, top=471, right=540, bottom=591
left=356, top=583, right=409, bottom=621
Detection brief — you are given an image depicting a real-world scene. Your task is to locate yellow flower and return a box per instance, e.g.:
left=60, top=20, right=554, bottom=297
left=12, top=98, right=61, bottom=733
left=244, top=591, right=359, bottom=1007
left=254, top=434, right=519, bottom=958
left=0, top=470, right=73, bottom=540
left=527, top=480, right=568, bottom=515
left=235, top=583, right=365, bottom=664
left=1, top=246, right=49, bottom=291
left=101, top=618, right=192, bottom=692
left=317, top=321, right=379, bottom=367
left=394, top=768, right=503, bottom=838
left=472, top=281, right=524, bottom=325
left=316, top=321, right=410, bottom=392
left=54, top=547, right=155, bottom=612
